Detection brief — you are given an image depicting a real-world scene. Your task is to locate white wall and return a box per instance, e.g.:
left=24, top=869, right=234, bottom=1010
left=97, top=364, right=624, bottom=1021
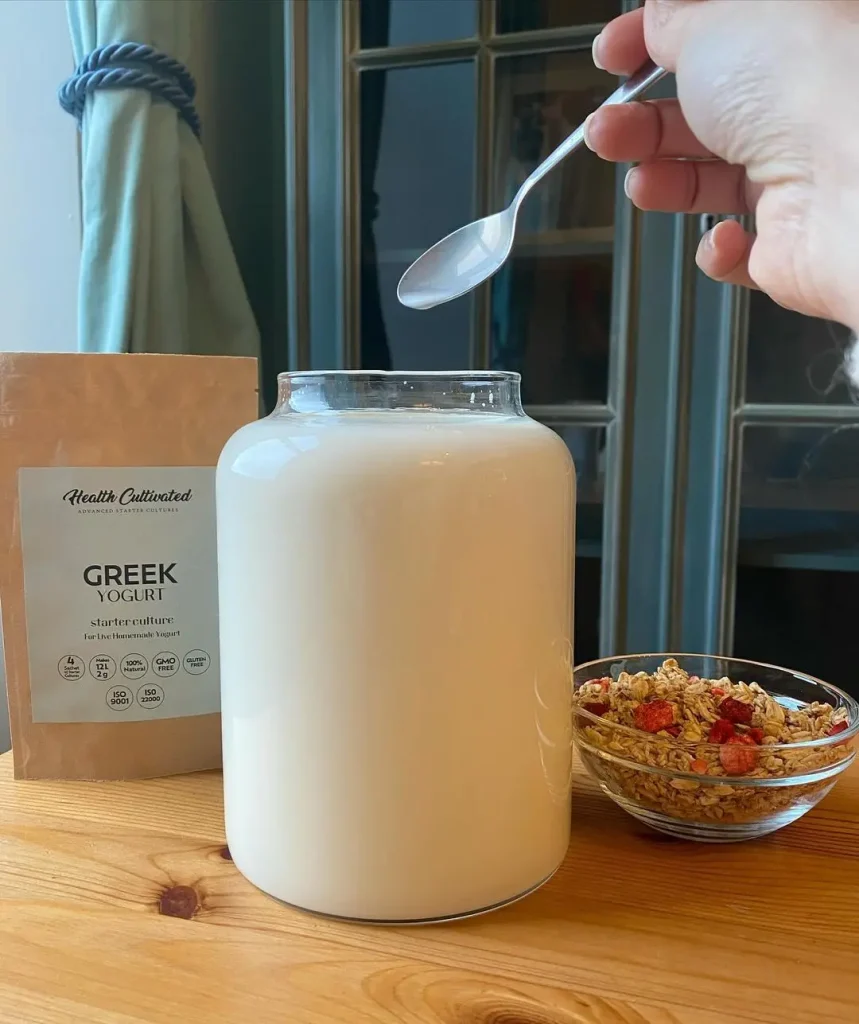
left=0, top=0, right=80, bottom=750
left=0, top=1, right=80, bottom=353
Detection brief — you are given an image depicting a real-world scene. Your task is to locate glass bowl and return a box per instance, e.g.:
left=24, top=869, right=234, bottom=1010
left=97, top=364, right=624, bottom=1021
left=573, top=654, right=859, bottom=842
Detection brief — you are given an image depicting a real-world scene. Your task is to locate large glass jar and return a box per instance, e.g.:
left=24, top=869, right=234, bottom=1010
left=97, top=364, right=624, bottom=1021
left=216, top=371, right=575, bottom=922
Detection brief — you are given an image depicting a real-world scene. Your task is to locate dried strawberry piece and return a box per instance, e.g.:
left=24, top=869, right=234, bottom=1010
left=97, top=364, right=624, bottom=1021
left=827, top=720, right=850, bottom=746
left=583, top=702, right=610, bottom=718
left=595, top=677, right=611, bottom=691
left=634, top=699, right=674, bottom=734
left=710, top=686, right=725, bottom=697
left=690, top=758, right=709, bottom=774
left=708, top=719, right=735, bottom=744
left=664, top=724, right=682, bottom=737
left=688, top=675, right=700, bottom=683
left=718, top=697, right=754, bottom=724
left=747, top=727, right=765, bottom=745
left=719, top=734, right=758, bottom=776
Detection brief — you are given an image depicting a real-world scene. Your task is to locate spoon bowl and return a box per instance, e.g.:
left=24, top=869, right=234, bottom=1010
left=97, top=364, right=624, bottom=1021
left=396, top=209, right=515, bottom=310
left=398, top=60, right=667, bottom=311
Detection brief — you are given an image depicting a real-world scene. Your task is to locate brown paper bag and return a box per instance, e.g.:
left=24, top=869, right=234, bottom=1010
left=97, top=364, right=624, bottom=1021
left=0, top=353, right=258, bottom=779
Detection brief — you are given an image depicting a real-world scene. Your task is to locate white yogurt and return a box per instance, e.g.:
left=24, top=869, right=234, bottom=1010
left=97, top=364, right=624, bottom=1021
left=217, top=408, right=575, bottom=921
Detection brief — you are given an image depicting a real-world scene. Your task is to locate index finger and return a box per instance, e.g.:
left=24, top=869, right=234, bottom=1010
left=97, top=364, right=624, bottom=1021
left=592, top=7, right=648, bottom=76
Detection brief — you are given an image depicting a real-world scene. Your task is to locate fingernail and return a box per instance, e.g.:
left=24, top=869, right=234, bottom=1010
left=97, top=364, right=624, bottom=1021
left=592, top=33, right=604, bottom=70
left=623, top=167, right=636, bottom=199
left=700, top=221, right=724, bottom=252
left=583, top=113, right=595, bottom=150
left=697, top=225, right=721, bottom=267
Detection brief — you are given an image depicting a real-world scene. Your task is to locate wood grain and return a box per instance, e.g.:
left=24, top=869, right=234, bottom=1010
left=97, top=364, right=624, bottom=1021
left=1, top=751, right=857, bottom=1023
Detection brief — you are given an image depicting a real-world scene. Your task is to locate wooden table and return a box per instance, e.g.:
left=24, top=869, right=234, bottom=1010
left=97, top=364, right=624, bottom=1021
left=1, top=750, right=858, bottom=1024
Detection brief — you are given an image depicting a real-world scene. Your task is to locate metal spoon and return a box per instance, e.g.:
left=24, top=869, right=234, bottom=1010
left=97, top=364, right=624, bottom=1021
left=397, top=60, right=668, bottom=311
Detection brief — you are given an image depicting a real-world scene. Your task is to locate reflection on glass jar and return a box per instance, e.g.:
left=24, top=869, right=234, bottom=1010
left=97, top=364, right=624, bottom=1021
left=552, top=425, right=605, bottom=663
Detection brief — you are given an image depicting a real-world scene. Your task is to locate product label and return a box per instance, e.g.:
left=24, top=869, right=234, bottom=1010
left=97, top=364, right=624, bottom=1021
left=19, top=467, right=220, bottom=723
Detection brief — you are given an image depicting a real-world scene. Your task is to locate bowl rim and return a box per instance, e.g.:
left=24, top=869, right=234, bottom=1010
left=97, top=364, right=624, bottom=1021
left=572, top=651, right=859, bottom=753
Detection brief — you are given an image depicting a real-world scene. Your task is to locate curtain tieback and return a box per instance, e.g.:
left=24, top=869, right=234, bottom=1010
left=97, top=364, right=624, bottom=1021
left=59, top=42, right=201, bottom=138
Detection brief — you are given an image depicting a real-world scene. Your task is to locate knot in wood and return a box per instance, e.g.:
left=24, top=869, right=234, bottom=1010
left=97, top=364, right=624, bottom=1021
left=158, top=884, right=199, bottom=920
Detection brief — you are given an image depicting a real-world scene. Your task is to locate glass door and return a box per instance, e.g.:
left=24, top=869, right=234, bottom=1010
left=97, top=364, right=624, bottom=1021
left=291, top=0, right=640, bottom=663
left=488, top=44, right=621, bottom=664
left=679, top=226, right=859, bottom=696
left=731, top=294, right=859, bottom=696
left=288, top=0, right=859, bottom=678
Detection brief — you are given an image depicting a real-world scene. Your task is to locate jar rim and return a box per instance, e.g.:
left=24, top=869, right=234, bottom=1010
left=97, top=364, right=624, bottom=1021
left=278, top=370, right=521, bottom=383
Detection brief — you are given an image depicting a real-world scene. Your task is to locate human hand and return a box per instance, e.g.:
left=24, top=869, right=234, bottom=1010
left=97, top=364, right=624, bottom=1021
left=585, top=0, right=859, bottom=331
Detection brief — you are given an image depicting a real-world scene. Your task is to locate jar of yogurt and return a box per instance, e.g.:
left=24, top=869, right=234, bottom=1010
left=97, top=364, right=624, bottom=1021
left=216, top=371, right=575, bottom=922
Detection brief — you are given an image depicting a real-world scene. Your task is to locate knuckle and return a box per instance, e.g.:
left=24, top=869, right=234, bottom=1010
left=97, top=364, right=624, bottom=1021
left=645, top=0, right=686, bottom=32
left=643, top=0, right=699, bottom=66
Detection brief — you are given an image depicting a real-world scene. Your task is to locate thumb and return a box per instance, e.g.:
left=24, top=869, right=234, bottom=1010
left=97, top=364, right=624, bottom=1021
left=696, top=219, right=759, bottom=291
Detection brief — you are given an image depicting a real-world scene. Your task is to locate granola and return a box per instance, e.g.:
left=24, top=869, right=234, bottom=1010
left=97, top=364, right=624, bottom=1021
left=573, top=658, right=854, bottom=824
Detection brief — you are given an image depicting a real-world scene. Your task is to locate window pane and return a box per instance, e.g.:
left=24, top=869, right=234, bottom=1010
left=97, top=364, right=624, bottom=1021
left=361, top=0, right=477, bottom=49
left=360, top=63, right=475, bottom=370
left=745, top=292, right=854, bottom=404
left=491, top=51, right=618, bottom=404
left=497, top=0, right=621, bottom=33
left=732, top=424, right=859, bottom=696
left=552, top=425, right=606, bottom=664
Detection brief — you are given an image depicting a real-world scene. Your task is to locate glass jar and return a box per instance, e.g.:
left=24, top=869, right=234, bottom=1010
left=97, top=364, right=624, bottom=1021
left=216, top=371, right=575, bottom=922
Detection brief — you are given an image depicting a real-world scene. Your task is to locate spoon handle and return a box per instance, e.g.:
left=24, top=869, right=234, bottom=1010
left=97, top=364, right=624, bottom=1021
left=515, top=60, right=668, bottom=203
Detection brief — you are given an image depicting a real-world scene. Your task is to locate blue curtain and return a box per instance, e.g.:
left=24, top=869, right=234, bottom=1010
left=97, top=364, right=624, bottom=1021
left=67, top=0, right=259, bottom=356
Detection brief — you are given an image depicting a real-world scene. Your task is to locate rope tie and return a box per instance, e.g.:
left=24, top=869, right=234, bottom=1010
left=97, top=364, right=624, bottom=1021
left=59, top=42, right=201, bottom=137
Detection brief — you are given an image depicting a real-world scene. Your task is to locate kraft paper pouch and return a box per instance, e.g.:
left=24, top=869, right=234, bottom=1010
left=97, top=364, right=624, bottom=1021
left=0, top=353, right=258, bottom=780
